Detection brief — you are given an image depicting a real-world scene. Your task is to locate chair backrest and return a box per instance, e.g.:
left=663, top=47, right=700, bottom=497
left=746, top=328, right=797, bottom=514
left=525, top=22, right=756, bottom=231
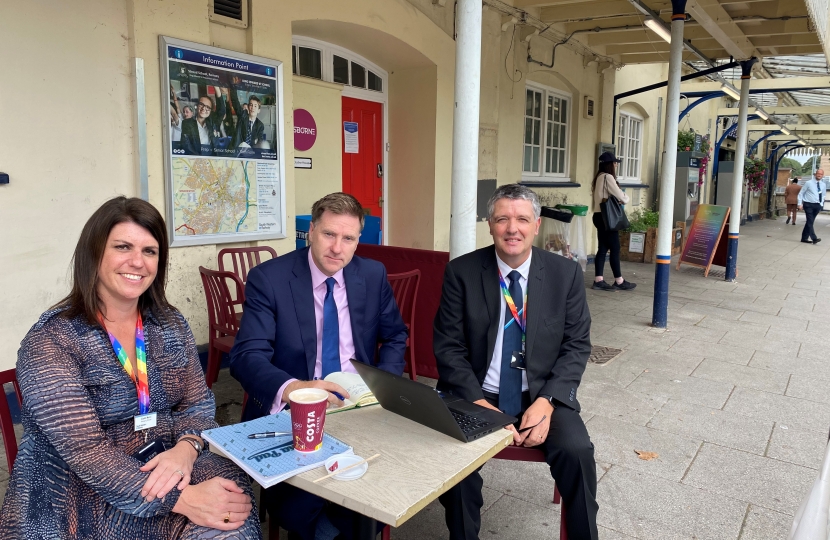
left=218, top=246, right=277, bottom=284
left=0, top=369, right=22, bottom=473
left=387, top=269, right=421, bottom=330
left=199, top=267, right=245, bottom=339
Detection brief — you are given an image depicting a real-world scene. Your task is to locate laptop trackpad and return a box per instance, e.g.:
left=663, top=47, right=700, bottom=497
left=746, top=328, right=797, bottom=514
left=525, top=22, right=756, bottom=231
left=446, top=398, right=488, bottom=415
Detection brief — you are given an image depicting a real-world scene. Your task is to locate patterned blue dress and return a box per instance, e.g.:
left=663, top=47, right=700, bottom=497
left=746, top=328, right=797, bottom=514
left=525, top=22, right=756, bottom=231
left=0, top=308, right=262, bottom=540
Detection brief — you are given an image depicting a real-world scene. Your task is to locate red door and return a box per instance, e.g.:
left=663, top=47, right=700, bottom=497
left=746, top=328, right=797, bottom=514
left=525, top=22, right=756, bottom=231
left=342, top=97, right=383, bottom=220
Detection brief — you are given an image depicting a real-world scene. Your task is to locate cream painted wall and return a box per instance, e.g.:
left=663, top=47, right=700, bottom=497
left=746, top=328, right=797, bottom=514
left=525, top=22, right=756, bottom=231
left=292, top=77, right=344, bottom=216
left=388, top=67, right=438, bottom=250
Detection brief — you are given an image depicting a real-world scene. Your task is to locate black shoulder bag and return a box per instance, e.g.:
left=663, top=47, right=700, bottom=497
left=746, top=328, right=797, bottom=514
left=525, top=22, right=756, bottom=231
left=599, top=174, right=630, bottom=231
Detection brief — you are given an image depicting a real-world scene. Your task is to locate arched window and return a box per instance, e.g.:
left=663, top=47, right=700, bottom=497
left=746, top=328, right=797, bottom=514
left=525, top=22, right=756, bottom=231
left=291, top=36, right=387, bottom=99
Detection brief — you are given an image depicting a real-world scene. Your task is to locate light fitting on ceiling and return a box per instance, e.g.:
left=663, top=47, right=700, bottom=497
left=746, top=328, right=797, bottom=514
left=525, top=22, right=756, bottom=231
left=644, top=18, right=672, bottom=43
left=781, top=127, right=792, bottom=135
left=756, top=109, right=769, bottom=121
left=720, top=83, right=742, bottom=101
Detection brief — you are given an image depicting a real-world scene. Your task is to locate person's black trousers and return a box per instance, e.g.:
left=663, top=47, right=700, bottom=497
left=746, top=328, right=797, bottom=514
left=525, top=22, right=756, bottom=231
left=592, top=212, right=621, bottom=279
left=802, top=202, right=821, bottom=242
left=438, top=393, right=599, bottom=540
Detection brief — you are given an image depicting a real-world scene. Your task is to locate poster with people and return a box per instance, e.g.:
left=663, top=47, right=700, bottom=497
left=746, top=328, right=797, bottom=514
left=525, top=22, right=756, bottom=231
left=160, top=36, right=286, bottom=247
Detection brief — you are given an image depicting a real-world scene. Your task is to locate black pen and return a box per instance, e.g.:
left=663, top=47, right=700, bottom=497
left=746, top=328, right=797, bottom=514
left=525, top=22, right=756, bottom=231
left=517, top=415, right=547, bottom=433
left=247, top=431, right=291, bottom=439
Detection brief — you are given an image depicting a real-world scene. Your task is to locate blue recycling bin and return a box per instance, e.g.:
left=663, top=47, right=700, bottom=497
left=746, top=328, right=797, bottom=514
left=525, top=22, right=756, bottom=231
left=295, top=214, right=381, bottom=250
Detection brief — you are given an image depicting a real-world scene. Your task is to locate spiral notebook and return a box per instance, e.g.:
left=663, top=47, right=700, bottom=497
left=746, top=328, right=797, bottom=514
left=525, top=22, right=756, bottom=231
left=201, top=411, right=352, bottom=488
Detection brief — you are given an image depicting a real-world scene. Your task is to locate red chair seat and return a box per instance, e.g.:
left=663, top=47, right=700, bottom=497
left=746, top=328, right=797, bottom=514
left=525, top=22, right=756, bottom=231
left=199, top=267, right=245, bottom=387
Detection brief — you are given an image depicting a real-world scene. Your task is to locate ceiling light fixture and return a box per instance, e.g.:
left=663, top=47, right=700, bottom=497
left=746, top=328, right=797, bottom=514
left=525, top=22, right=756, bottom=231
left=755, top=109, right=769, bottom=121
left=781, top=127, right=791, bottom=135
left=644, top=18, right=672, bottom=44
left=720, top=83, right=741, bottom=101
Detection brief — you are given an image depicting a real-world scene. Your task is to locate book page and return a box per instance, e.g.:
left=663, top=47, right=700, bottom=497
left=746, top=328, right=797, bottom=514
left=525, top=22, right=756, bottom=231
left=324, top=371, right=373, bottom=403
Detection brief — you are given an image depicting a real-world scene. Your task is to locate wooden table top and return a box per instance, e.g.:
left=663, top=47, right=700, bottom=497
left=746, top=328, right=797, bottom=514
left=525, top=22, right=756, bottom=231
left=284, top=405, right=513, bottom=527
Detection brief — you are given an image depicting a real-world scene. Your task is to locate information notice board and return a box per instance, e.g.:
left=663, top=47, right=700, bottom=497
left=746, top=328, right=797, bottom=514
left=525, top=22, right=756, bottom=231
left=160, top=36, right=287, bottom=247
left=677, top=204, right=731, bottom=277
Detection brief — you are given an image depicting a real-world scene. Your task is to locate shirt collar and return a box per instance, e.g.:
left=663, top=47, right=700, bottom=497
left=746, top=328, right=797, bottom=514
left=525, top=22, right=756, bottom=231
left=495, top=250, right=532, bottom=282
left=308, top=249, right=344, bottom=290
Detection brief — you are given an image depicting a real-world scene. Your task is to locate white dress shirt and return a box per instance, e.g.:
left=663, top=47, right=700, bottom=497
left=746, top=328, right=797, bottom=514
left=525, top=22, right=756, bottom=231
left=482, top=252, right=531, bottom=394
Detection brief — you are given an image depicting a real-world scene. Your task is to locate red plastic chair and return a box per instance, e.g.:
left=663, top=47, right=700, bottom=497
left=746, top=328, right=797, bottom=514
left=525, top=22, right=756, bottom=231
left=218, top=246, right=277, bottom=317
left=0, top=369, right=22, bottom=473
left=199, top=267, right=245, bottom=387
left=387, top=270, right=421, bottom=379
left=494, top=445, right=567, bottom=540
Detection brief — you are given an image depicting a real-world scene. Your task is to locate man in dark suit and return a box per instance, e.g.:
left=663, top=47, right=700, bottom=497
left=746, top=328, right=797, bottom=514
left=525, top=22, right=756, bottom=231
left=180, top=89, right=227, bottom=156
left=229, top=83, right=266, bottom=150
left=434, top=184, right=597, bottom=540
left=231, top=192, right=408, bottom=540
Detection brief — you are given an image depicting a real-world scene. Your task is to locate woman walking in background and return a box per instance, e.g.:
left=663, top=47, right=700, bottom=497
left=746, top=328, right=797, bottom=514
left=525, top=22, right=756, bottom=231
left=785, top=177, right=801, bottom=225
left=591, top=151, right=636, bottom=291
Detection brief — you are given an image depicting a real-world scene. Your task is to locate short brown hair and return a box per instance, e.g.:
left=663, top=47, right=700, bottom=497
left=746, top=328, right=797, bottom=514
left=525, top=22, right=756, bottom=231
left=53, top=196, right=174, bottom=325
left=311, top=192, right=365, bottom=230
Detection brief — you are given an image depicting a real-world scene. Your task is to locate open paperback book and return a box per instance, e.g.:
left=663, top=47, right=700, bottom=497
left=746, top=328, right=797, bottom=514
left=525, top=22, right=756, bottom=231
left=324, top=370, right=379, bottom=413
left=201, top=411, right=352, bottom=488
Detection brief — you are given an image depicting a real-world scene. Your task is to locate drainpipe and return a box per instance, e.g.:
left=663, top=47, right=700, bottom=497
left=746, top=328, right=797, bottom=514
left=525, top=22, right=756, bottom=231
left=449, top=0, right=482, bottom=259
left=725, top=58, right=757, bottom=282
left=651, top=0, right=687, bottom=329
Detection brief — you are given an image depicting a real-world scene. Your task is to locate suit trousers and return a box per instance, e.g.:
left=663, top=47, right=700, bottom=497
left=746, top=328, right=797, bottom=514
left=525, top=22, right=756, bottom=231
left=437, top=392, right=599, bottom=540
left=801, top=202, right=821, bottom=242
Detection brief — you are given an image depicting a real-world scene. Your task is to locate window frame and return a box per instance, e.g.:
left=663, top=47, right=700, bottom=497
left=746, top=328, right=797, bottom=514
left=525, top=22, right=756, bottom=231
left=617, top=111, right=644, bottom=184
left=521, top=83, right=572, bottom=183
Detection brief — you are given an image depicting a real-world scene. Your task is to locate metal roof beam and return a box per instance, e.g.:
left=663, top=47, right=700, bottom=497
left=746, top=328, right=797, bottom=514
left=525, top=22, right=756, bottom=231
left=718, top=106, right=830, bottom=115
left=680, top=77, right=830, bottom=93
left=685, top=0, right=759, bottom=60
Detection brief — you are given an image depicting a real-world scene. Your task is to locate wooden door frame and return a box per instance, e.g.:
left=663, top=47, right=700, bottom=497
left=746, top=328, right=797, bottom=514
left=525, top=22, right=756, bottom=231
left=342, top=88, right=388, bottom=245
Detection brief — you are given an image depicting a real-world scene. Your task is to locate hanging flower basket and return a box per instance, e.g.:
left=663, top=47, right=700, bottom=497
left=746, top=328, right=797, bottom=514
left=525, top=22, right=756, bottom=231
left=745, top=158, right=767, bottom=193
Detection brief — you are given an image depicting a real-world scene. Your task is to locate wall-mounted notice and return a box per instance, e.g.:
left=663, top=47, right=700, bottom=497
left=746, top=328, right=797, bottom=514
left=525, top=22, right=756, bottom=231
left=294, top=157, right=312, bottom=169
left=677, top=204, right=730, bottom=277
left=344, top=121, right=359, bottom=154
left=160, top=36, right=286, bottom=247
left=629, top=232, right=645, bottom=253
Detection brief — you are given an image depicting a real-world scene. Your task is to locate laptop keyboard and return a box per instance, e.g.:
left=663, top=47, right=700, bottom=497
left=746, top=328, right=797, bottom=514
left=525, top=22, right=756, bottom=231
left=451, top=410, right=490, bottom=433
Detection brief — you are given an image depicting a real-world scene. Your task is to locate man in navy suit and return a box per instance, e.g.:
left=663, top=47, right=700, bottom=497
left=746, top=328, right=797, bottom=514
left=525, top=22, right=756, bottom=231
left=231, top=192, right=408, bottom=540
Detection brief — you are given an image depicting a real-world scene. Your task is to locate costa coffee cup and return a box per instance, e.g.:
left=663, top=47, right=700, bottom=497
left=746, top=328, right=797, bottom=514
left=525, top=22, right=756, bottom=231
left=288, top=388, right=329, bottom=453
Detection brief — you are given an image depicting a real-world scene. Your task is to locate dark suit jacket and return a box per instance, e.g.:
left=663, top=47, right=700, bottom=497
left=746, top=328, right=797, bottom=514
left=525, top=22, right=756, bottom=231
left=433, top=246, right=591, bottom=411
left=229, top=87, right=266, bottom=148
left=180, top=96, right=226, bottom=156
left=231, top=248, right=409, bottom=421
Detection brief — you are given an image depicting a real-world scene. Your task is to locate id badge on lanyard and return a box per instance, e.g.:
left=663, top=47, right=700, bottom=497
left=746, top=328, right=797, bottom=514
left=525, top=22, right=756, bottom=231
left=497, top=270, right=528, bottom=370
left=100, top=314, right=156, bottom=441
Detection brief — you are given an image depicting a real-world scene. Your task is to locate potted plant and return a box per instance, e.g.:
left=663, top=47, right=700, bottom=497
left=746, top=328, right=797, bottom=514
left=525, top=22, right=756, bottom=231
left=619, top=208, right=683, bottom=263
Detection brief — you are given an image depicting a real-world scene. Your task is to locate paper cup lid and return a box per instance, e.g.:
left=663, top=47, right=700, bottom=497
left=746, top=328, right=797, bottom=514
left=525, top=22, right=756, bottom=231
left=324, top=454, right=368, bottom=481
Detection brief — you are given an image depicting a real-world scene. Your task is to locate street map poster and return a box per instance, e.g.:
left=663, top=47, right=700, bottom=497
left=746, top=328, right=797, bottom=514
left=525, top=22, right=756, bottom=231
left=159, top=36, right=286, bottom=247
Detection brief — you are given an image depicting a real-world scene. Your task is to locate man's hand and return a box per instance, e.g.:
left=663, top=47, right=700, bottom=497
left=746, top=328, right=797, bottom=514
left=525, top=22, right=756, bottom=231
left=282, top=380, right=350, bottom=408
left=516, top=398, right=554, bottom=447
left=473, top=399, right=522, bottom=445
left=799, top=205, right=803, bottom=211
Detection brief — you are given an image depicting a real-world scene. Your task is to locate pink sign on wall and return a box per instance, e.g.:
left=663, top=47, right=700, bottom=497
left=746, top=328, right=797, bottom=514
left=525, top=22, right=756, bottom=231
left=293, top=109, right=317, bottom=151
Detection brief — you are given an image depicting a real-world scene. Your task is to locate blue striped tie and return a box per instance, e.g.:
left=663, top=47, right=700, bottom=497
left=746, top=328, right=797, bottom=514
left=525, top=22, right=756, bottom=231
left=498, top=271, right=524, bottom=417
left=321, top=277, right=340, bottom=377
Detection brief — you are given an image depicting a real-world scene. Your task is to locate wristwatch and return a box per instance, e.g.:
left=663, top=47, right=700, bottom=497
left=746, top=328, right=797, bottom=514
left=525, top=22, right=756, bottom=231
left=538, top=394, right=554, bottom=405
left=178, top=436, right=204, bottom=456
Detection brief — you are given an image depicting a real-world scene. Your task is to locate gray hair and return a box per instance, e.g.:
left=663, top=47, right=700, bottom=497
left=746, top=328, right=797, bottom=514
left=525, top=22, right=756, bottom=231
left=487, top=183, right=541, bottom=220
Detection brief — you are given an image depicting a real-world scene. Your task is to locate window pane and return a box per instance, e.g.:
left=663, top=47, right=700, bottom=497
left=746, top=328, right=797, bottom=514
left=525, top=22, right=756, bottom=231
left=553, top=97, right=560, bottom=123
left=560, top=99, right=567, bottom=121
left=351, top=62, right=366, bottom=88
left=533, top=119, right=541, bottom=145
left=559, top=125, right=566, bottom=147
left=551, top=122, right=559, bottom=147
left=547, top=96, right=554, bottom=121
left=298, top=47, right=322, bottom=79
left=524, top=146, right=532, bottom=172
left=333, top=55, right=349, bottom=84
left=368, top=71, right=382, bottom=92
left=526, top=90, right=534, bottom=116
left=546, top=149, right=552, bottom=173
left=550, top=149, right=558, bottom=173
left=534, top=93, right=542, bottom=118
left=546, top=122, right=552, bottom=147
left=559, top=150, right=565, bottom=173
left=524, top=118, right=533, bottom=144
left=292, top=46, right=297, bottom=75
left=532, top=147, right=540, bottom=173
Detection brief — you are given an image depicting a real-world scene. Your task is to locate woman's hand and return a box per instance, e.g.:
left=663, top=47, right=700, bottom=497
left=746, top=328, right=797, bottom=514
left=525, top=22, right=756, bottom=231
left=172, top=477, right=253, bottom=530
left=139, top=441, right=197, bottom=501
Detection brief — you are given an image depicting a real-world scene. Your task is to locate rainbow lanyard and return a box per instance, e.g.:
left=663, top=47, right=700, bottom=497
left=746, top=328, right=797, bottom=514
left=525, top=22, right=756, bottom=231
left=100, top=314, right=150, bottom=416
left=497, top=269, right=527, bottom=353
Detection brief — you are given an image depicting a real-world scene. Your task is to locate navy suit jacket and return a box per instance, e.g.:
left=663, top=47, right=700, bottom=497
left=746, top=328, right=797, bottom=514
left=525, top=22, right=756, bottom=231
left=230, top=248, right=408, bottom=421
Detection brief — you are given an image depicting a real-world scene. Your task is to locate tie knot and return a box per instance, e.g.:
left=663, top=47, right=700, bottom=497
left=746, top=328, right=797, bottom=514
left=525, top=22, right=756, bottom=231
left=507, top=270, right=522, bottom=284
left=325, top=277, right=336, bottom=293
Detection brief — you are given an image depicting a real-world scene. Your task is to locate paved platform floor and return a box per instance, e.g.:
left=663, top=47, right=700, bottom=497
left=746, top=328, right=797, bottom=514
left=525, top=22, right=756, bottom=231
left=2, top=213, right=829, bottom=539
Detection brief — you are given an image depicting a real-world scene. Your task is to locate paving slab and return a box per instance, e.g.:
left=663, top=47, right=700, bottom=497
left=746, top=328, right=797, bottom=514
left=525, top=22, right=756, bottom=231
left=691, top=358, right=789, bottom=395
left=667, top=338, right=754, bottom=366
left=647, top=399, right=773, bottom=456
left=745, top=351, right=830, bottom=381
left=739, top=310, right=809, bottom=331
left=586, top=415, right=701, bottom=482
left=596, top=465, right=747, bottom=540
left=391, top=486, right=504, bottom=540
left=477, top=492, right=564, bottom=540
left=615, top=349, right=704, bottom=377
left=694, top=316, right=769, bottom=337
left=578, top=380, right=667, bottom=426
left=786, top=373, right=830, bottom=404
left=682, top=443, right=815, bottom=516
left=723, top=386, right=830, bottom=434
left=738, top=505, right=793, bottom=540
left=583, top=361, right=644, bottom=388
left=626, top=369, right=735, bottom=409
left=767, top=423, right=827, bottom=470
left=677, top=302, right=745, bottom=321
left=717, top=332, right=801, bottom=357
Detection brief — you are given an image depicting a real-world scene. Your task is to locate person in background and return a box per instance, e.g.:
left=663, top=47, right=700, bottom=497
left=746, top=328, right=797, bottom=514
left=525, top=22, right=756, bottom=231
left=180, top=87, right=227, bottom=156
left=591, top=151, right=635, bottom=291
left=0, top=197, right=260, bottom=539
left=798, top=169, right=825, bottom=244
left=785, top=177, right=801, bottom=225
left=229, top=78, right=266, bottom=150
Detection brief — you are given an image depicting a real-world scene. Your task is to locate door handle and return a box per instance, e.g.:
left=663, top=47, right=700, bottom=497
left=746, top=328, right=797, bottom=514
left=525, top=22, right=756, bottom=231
left=377, top=164, right=383, bottom=178
left=379, top=197, right=384, bottom=207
